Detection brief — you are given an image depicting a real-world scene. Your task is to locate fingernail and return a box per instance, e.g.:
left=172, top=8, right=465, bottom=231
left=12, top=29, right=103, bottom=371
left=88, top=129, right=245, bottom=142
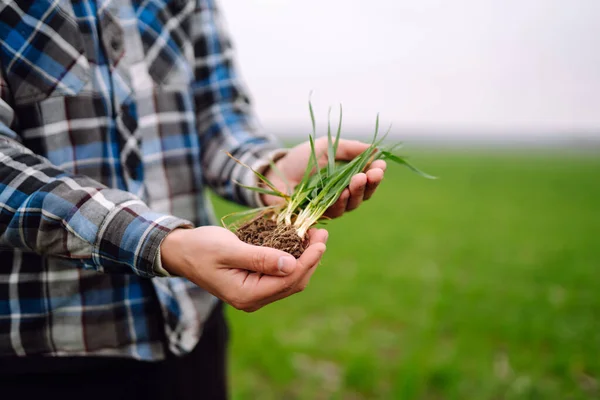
left=323, top=231, right=329, bottom=244
left=278, top=256, right=296, bottom=274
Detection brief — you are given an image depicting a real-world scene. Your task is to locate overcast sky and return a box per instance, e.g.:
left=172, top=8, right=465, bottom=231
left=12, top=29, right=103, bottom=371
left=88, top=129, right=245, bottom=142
left=220, top=0, right=600, bottom=138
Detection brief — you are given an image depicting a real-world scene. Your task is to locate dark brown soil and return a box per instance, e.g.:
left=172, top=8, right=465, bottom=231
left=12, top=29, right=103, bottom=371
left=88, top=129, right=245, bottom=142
left=235, top=218, right=308, bottom=258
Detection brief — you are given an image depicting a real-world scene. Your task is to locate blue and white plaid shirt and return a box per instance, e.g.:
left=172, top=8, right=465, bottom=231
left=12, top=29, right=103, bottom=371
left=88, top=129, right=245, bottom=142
left=0, top=0, right=282, bottom=360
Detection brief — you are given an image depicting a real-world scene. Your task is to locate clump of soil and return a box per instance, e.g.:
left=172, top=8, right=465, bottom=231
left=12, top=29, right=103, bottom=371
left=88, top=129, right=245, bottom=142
left=236, top=217, right=308, bottom=258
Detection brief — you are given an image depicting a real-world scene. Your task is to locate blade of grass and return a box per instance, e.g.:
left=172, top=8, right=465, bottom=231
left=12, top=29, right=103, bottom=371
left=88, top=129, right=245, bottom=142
left=224, top=151, right=286, bottom=196
left=308, top=134, right=322, bottom=187
left=372, top=113, right=380, bottom=144
left=220, top=205, right=277, bottom=229
left=298, top=98, right=319, bottom=188
left=268, top=159, right=292, bottom=195
left=232, top=180, right=291, bottom=198
left=380, top=151, right=438, bottom=179
left=333, top=104, right=343, bottom=162
left=309, top=95, right=316, bottom=138
left=327, top=106, right=335, bottom=176
left=370, top=123, right=393, bottom=150
left=386, top=142, right=404, bottom=153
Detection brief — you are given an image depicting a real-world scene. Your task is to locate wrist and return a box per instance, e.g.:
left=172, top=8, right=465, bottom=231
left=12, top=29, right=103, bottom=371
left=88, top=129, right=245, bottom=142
left=159, top=228, right=190, bottom=277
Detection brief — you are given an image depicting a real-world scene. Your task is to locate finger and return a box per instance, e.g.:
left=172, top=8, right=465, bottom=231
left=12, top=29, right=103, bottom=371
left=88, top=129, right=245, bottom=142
left=294, top=231, right=328, bottom=290
left=240, top=242, right=327, bottom=309
left=368, top=160, right=387, bottom=172
left=346, top=173, right=367, bottom=211
left=333, top=140, right=371, bottom=161
left=224, top=242, right=298, bottom=276
left=281, top=240, right=326, bottom=294
left=226, top=230, right=328, bottom=312
left=294, top=242, right=326, bottom=275
left=323, top=188, right=350, bottom=218
left=306, top=228, right=329, bottom=245
left=364, top=168, right=384, bottom=200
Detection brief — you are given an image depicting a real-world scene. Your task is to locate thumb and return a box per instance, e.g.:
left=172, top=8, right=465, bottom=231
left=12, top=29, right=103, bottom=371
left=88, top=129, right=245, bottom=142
left=335, top=139, right=371, bottom=161
left=227, top=242, right=297, bottom=276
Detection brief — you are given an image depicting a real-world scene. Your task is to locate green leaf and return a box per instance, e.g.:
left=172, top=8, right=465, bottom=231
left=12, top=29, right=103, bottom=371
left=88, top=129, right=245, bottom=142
left=220, top=206, right=277, bottom=229
left=377, top=124, right=393, bottom=147
left=373, top=113, right=380, bottom=144
left=308, top=134, right=322, bottom=187
left=299, top=97, right=318, bottom=187
left=252, top=98, right=438, bottom=235
left=232, top=180, right=290, bottom=198
left=309, top=95, right=316, bottom=138
left=334, top=104, right=343, bottom=162
left=224, top=151, right=284, bottom=195
left=386, top=142, right=404, bottom=153
left=327, top=106, right=335, bottom=176
left=268, top=159, right=292, bottom=195
left=380, top=151, right=438, bottom=179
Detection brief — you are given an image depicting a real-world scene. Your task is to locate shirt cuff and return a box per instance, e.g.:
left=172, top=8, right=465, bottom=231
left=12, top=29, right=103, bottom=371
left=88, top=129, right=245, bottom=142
left=152, top=226, right=194, bottom=277
left=93, top=199, right=194, bottom=277
left=153, top=245, right=173, bottom=277
left=237, top=147, right=289, bottom=208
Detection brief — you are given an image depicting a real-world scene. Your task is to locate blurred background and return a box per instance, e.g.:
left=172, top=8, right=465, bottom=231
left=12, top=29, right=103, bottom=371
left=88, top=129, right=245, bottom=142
left=213, top=1, right=600, bottom=398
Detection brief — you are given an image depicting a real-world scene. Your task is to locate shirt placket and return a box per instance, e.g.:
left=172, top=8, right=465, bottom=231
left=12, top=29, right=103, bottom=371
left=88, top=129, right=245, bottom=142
left=95, top=1, right=199, bottom=355
left=98, top=7, right=144, bottom=196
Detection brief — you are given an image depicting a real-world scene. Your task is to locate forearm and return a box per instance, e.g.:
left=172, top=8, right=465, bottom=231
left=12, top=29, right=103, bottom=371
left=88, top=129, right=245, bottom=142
left=189, top=3, right=286, bottom=207
left=199, top=124, right=287, bottom=207
left=0, top=136, right=192, bottom=276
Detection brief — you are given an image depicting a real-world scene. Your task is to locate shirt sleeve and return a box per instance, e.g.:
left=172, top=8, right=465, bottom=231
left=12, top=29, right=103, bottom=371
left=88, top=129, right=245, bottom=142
left=190, top=1, right=287, bottom=208
left=0, top=74, right=192, bottom=278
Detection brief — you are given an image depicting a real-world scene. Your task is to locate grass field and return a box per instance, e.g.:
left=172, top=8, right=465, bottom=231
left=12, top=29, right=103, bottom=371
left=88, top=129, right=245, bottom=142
left=210, top=148, right=600, bottom=399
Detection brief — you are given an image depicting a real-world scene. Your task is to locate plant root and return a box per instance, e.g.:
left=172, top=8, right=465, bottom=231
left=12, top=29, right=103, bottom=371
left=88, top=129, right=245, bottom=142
left=235, top=218, right=308, bottom=258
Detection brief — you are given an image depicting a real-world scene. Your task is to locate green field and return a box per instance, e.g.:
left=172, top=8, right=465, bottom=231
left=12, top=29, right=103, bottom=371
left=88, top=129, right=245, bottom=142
left=211, top=148, right=600, bottom=399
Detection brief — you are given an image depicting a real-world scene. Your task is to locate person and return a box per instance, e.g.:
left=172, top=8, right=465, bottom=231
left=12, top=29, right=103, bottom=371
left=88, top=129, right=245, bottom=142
left=0, top=1, right=386, bottom=399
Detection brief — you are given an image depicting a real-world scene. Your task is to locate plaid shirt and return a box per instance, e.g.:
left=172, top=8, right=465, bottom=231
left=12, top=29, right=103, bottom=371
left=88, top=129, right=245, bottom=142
left=0, top=0, right=282, bottom=360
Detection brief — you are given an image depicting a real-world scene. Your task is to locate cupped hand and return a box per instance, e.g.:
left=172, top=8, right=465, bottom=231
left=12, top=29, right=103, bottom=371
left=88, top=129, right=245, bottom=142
left=160, top=226, right=328, bottom=312
left=263, top=138, right=386, bottom=217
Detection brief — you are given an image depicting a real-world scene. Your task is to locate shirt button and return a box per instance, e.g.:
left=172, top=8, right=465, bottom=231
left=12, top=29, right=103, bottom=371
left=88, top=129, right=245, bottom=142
left=100, top=11, right=125, bottom=63
left=110, top=36, right=122, bottom=52
left=172, top=0, right=188, bottom=9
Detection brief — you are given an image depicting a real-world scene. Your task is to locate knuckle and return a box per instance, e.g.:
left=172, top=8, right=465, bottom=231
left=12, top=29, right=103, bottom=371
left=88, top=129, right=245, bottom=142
left=279, top=279, right=294, bottom=294
left=251, top=251, right=268, bottom=272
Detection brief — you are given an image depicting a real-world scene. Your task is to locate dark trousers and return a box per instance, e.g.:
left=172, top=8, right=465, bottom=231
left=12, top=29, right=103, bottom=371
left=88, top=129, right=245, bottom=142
left=0, top=302, right=229, bottom=400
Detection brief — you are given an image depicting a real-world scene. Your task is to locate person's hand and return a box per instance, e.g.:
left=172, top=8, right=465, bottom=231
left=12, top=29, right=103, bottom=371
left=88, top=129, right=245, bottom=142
left=263, top=138, right=386, bottom=217
left=159, top=226, right=328, bottom=312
